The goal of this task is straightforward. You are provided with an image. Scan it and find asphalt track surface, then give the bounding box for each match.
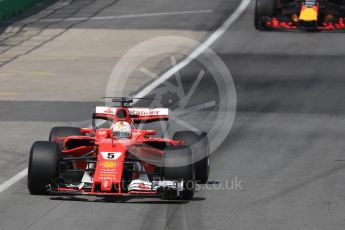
[1,0,345,229]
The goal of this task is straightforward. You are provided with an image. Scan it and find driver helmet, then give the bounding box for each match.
[112,121,132,139]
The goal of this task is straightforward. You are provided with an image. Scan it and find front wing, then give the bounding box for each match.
[258,17,345,31]
[46,180,185,198]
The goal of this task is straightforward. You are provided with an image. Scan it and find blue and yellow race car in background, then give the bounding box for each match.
[255,0,345,31]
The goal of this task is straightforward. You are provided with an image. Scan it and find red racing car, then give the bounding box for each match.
[255,0,345,31]
[27,98,210,200]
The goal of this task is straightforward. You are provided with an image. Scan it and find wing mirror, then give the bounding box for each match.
[142,130,156,136]
[80,128,94,134]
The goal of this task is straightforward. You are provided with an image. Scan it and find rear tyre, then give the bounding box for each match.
[173,131,210,184]
[28,141,60,195]
[163,146,195,200]
[49,127,83,142]
[255,0,276,30]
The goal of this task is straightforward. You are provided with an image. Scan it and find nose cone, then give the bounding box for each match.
[299,6,318,22]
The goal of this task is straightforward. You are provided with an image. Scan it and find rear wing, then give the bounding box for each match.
[94,106,169,121]
[129,108,169,121]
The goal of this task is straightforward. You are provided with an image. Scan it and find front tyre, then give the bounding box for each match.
[163,146,195,200]
[173,131,210,184]
[27,141,60,195]
[255,0,276,30]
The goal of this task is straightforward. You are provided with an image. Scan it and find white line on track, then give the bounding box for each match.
[135,0,251,99]
[0,0,250,193]
[0,168,27,193]
[38,10,213,23]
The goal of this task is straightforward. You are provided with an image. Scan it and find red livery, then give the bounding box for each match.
[27,98,210,200]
